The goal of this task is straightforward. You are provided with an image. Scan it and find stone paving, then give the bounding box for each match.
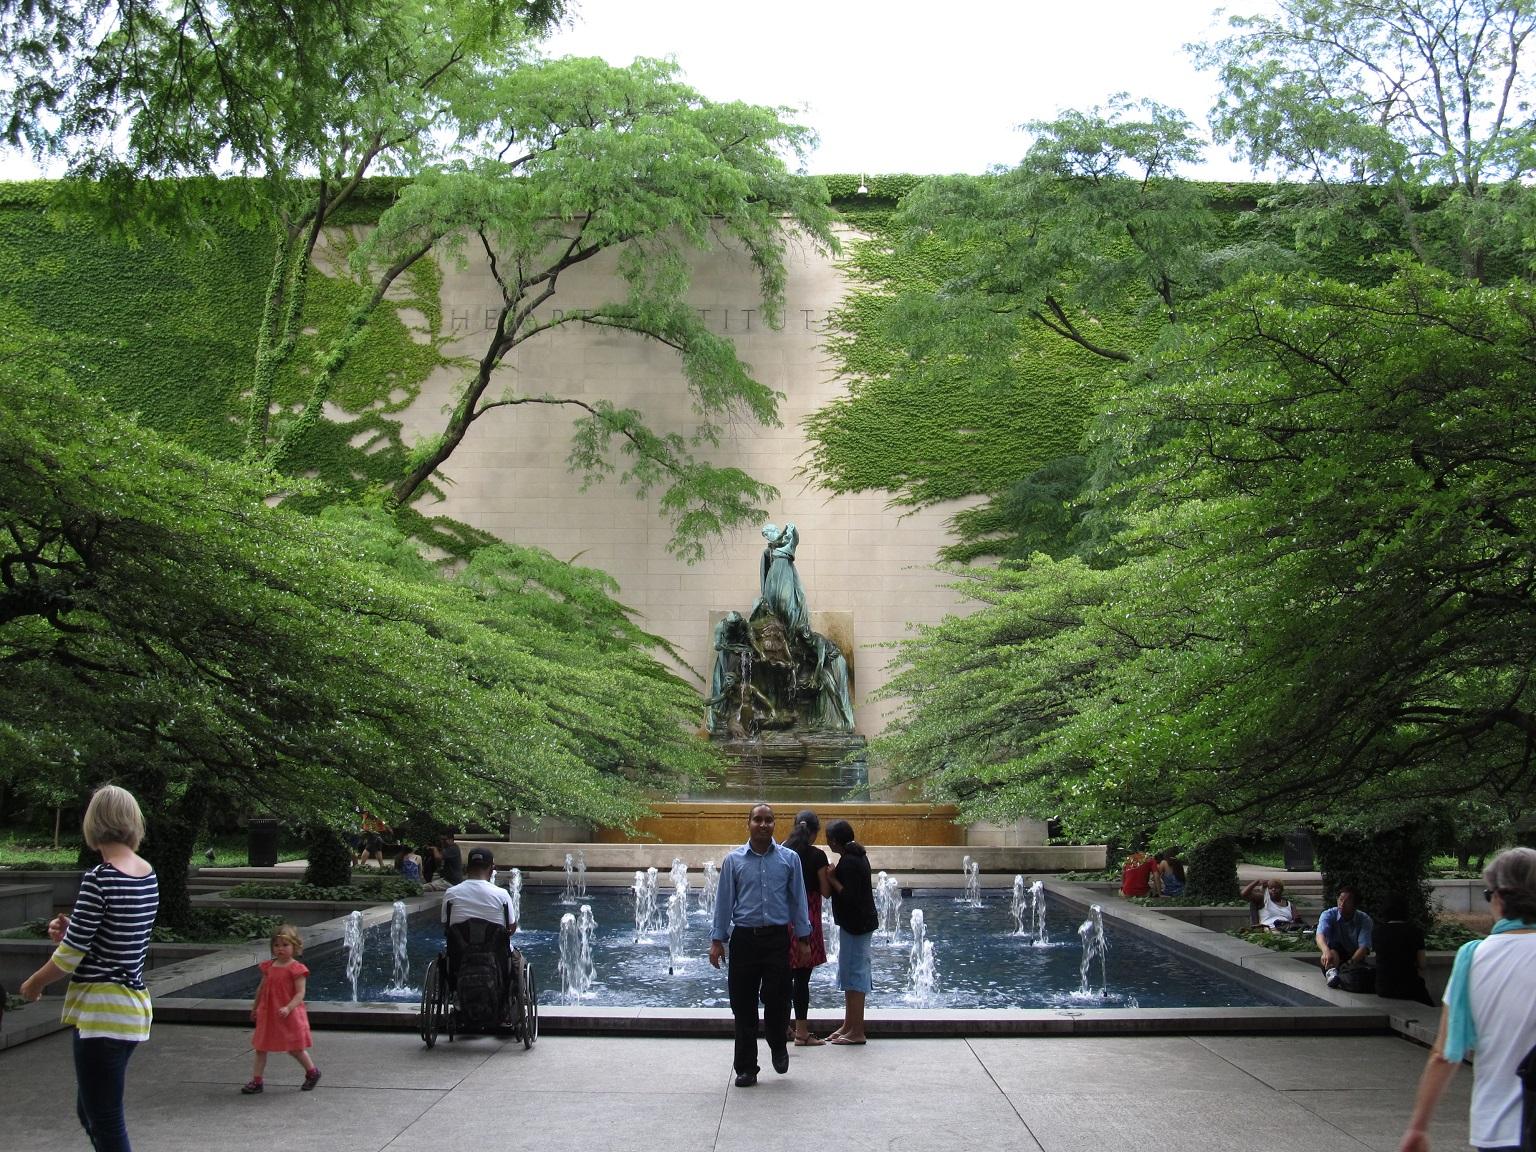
[0,1023,1479,1152]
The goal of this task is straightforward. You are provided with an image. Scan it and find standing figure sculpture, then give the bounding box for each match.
[755,522,810,640]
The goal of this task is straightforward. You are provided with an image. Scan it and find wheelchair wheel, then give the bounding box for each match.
[420,956,446,1049]
[521,961,537,1049]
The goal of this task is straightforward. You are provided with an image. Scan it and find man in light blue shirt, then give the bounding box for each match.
[1316,885,1373,985]
[709,803,811,1086]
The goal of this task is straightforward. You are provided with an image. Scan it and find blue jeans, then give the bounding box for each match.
[73,1031,138,1152]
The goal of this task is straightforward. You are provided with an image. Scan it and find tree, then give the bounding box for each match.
[1196,0,1536,281]
[0,317,718,923]
[805,100,1240,560]
[875,269,1536,846]
[2,1,836,560]
[272,56,836,560]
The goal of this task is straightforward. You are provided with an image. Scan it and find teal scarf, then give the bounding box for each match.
[1443,918,1536,1063]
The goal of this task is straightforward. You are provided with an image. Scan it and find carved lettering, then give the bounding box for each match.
[801,309,815,330]
[451,308,470,332]
[485,308,500,331]
[696,308,712,326]
[741,308,754,331]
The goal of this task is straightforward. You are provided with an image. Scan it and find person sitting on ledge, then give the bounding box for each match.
[1242,877,1299,929]
[1120,851,1159,898]
[1154,850,1186,897]
[1316,885,1373,987]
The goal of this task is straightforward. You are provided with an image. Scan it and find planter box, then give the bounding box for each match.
[192,893,399,927]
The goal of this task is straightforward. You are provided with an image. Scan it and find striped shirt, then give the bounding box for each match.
[51,863,158,1042]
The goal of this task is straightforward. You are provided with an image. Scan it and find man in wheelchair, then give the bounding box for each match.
[441,847,524,1029]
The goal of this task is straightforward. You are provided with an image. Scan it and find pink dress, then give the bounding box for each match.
[251,959,312,1052]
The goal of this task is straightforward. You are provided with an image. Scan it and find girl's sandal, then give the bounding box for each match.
[240,1079,263,1094]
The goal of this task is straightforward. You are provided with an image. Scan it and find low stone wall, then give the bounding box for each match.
[0,885,52,930]
[190,892,399,927]
[0,871,82,910]
[0,939,218,996]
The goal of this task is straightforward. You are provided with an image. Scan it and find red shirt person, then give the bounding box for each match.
[1120,851,1159,897]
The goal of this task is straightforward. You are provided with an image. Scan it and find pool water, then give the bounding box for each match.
[211,888,1296,1010]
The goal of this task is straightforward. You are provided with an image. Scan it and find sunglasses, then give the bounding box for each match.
[1483,888,1499,902]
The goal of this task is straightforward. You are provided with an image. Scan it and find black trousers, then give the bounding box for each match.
[727,925,790,1074]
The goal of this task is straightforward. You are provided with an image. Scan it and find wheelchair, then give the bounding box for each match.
[419,904,537,1050]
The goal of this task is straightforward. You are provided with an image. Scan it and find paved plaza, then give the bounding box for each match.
[0,1023,1478,1152]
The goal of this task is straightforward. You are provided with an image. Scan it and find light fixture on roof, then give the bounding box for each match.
[856,175,869,195]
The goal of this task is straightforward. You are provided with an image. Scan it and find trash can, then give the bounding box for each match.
[247,818,279,868]
[1283,829,1315,872]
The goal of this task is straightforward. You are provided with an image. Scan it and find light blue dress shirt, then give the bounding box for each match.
[711,839,812,942]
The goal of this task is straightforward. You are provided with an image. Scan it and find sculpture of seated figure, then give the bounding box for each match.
[810,632,854,731]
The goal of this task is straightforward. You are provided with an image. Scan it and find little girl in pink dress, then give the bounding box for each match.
[243,924,320,1093]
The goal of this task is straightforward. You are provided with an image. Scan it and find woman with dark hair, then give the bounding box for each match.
[824,819,877,1045]
[782,810,831,1045]
[1155,849,1186,897]
[1399,846,1536,1152]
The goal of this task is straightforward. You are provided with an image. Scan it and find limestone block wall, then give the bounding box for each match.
[396,225,976,777]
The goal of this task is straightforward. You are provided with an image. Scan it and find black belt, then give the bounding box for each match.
[734,924,788,936]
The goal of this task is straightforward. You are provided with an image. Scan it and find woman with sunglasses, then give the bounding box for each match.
[1398,846,1536,1152]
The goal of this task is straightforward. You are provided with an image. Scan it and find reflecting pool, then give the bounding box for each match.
[198,887,1297,1010]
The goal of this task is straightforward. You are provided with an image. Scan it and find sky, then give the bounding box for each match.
[540,0,1263,179]
[0,0,1265,181]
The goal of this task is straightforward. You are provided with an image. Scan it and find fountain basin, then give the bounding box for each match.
[169,886,1316,1012]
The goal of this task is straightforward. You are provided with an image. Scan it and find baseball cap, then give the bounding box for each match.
[466,847,495,868]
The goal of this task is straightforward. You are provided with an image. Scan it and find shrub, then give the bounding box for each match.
[1183,837,1241,901]
[303,827,354,888]
[1315,826,1434,927]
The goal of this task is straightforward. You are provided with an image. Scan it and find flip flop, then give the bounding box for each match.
[828,1036,866,1045]
[793,1036,825,1046]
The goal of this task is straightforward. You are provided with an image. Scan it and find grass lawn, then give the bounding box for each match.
[0,827,307,869]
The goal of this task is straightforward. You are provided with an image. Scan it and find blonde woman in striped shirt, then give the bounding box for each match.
[21,785,158,1152]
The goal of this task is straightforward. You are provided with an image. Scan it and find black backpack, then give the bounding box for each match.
[455,949,502,1030]
[1517,1042,1536,1152]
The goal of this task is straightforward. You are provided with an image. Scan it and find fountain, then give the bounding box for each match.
[703,521,867,799]
[384,901,411,994]
[667,888,688,973]
[822,895,838,963]
[342,910,364,1002]
[632,868,661,939]
[508,868,523,925]
[875,872,903,944]
[907,908,937,1006]
[1077,904,1109,998]
[1029,879,1048,946]
[669,857,688,906]
[1010,875,1028,936]
[962,860,981,907]
[575,851,587,899]
[558,904,598,1002]
[700,860,719,919]
[562,853,578,904]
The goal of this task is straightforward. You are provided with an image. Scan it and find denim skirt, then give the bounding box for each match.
[837,928,873,992]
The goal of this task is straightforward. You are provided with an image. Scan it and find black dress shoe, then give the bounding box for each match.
[734,1072,757,1087]
[772,1049,789,1074]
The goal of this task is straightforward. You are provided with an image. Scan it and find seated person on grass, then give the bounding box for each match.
[1242,877,1299,929]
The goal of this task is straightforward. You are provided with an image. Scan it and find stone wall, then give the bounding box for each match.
[393,225,979,781]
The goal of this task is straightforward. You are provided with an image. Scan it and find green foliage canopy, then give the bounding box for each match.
[875,269,1536,845]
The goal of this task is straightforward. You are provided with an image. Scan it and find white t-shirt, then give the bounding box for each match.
[1466,931,1536,1148]
[1260,891,1296,927]
[441,878,515,930]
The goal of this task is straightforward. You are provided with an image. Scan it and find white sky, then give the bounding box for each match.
[542,0,1262,179]
[0,0,1265,181]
